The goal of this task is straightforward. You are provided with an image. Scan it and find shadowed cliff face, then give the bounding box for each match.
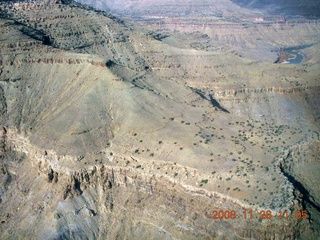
[230,0,320,18]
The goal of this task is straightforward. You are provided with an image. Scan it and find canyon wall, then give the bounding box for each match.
[0,1,319,239]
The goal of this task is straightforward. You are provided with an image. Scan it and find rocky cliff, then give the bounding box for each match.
[0,127,313,239]
[0,0,319,239]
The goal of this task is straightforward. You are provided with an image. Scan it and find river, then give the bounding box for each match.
[282,44,313,64]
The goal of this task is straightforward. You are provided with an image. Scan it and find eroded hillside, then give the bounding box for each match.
[0,0,319,239]
[76,0,320,63]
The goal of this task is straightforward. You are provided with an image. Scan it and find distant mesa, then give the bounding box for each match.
[230,0,320,18]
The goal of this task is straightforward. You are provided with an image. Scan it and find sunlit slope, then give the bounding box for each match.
[0,26,196,155]
[0,1,320,239]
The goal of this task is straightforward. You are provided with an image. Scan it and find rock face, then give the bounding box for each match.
[0,132,304,240]
[0,0,319,239]
[280,140,320,234]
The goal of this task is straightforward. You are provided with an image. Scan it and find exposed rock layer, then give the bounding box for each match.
[0,1,319,239]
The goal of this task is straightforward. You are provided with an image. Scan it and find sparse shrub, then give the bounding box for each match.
[201,179,208,184]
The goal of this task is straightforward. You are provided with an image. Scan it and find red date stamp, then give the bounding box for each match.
[212,209,308,220]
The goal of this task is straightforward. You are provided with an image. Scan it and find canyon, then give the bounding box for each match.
[0,0,319,239]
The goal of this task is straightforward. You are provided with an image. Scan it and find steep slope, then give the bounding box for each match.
[0,0,319,239]
[0,0,190,155]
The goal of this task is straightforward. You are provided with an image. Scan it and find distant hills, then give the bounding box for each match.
[230,0,320,18]
[76,0,320,18]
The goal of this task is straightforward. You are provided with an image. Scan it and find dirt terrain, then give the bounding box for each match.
[0,0,319,239]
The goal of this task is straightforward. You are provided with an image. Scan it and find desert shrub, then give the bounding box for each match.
[201,179,208,184]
